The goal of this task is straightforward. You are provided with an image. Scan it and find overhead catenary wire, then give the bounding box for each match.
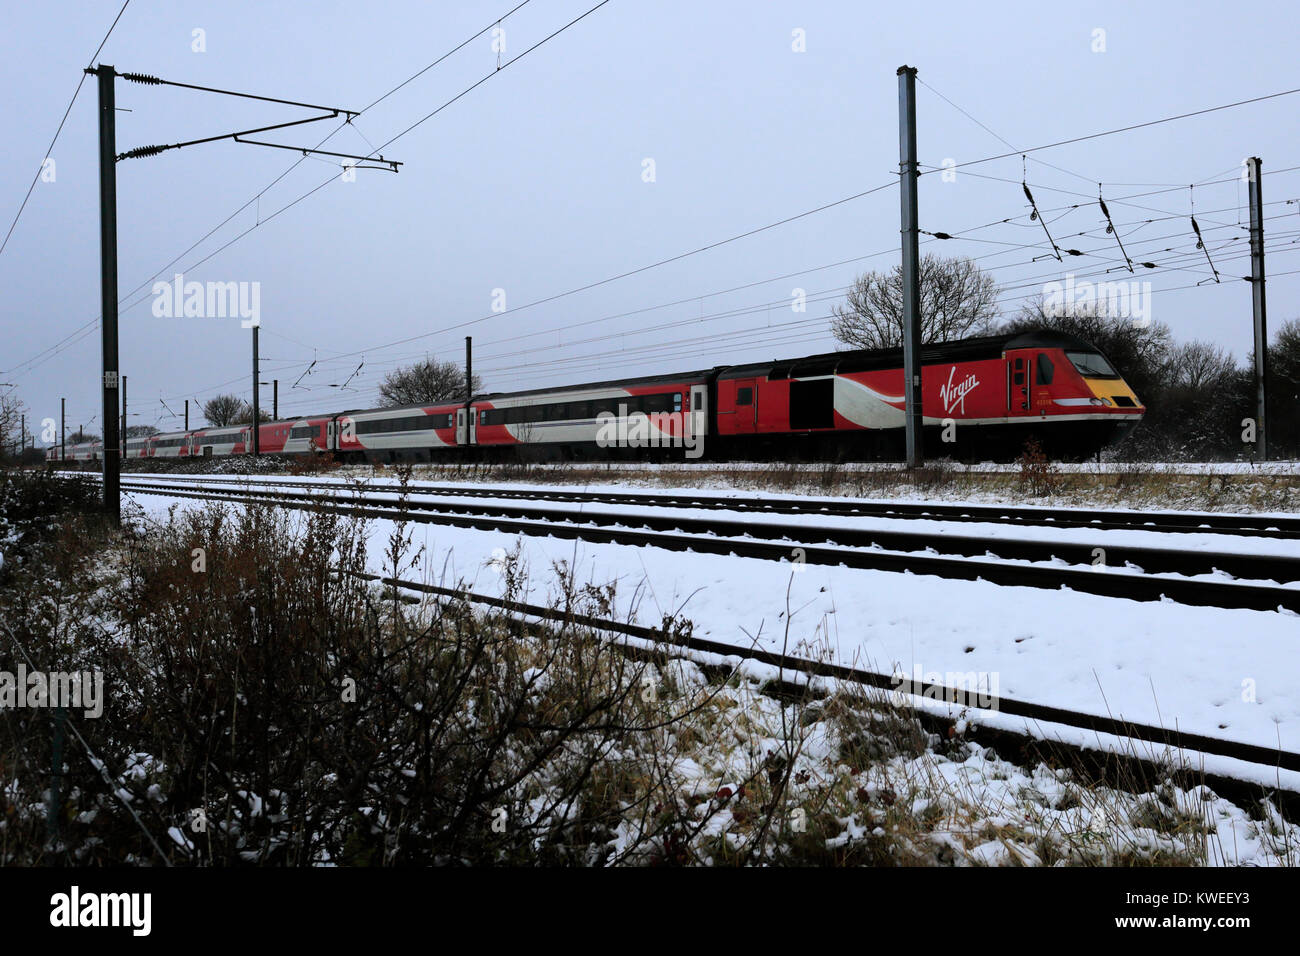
[168,209,1300,412]
[917,75,1110,190]
[233,246,1300,409]
[30,86,1299,399]
[0,0,131,258]
[288,180,898,366]
[923,86,1300,174]
[102,0,625,350]
[110,0,533,309]
[1,1,538,382]
[361,173,1300,376]
[8,2,620,435]
[920,162,1300,224]
[30,45,1300,420]
[157,206,1300,417]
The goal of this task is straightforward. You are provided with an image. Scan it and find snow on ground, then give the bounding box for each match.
[122,478,1300,793]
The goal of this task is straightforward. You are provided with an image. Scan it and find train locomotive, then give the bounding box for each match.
[47,329,1144,466]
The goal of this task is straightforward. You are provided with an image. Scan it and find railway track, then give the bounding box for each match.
[353,570,1300,805]
[115,474,1300,614]
[117,471,1300,536]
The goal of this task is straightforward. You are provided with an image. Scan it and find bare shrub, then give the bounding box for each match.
[1016,438,1061,497]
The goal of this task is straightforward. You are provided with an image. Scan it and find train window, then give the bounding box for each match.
[476,392,685,427]
[693,391,702,411]
[355,414,445,435]
[736,387,753,406]
[1066,351,1120,379]
[1013,370,1024,386]
[1036,353,1054,385]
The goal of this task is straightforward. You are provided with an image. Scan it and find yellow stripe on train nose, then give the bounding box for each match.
[1083,377,1140,406]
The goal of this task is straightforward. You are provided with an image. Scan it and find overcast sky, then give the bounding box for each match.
[3,0,1298,439]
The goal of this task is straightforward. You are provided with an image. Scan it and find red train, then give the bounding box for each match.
[47,330,1144,466]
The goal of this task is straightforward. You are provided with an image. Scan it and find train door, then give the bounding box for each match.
[469,406,478,444]
[688,385,708,445]
[1031,352,1054,413]
[456,408,467,445]
[732,378,757,433]
[1008,354,1032,415]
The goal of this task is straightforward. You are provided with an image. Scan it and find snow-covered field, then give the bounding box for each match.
[122,474,1300,794]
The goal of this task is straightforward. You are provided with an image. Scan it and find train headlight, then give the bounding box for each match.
[1089,397,1110,406]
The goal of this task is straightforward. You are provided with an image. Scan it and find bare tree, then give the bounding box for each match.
[0,392,26,453]
[1272,318,1300,388]
[379,358,483,407]
[233,405,270,425]
[124,424,160,438]
[203,394,246,427]
[831,254,998,350]
[1266,318,1300,456]
[1167,341,1238,391]
[67,429,100,444]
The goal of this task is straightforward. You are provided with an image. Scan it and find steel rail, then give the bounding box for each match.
[115,471,1300,537]
[351,570,1300,778]
[117,478,1300,613]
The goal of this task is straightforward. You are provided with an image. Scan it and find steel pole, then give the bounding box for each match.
[1247,156,1269,460]
[93,65,120,524]
[897,65,924,468]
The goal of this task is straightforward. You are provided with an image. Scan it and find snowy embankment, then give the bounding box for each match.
[123,476,1300,795]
